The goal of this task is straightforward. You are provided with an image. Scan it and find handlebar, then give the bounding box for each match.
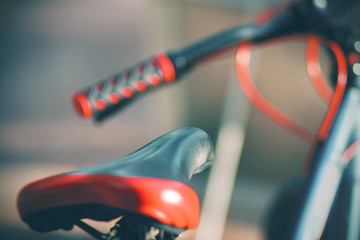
[73,6,299,122]
[72,0,360,122]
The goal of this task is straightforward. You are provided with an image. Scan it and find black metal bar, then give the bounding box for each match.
[166,6,303,79]
[178,10,299,62]
[73,219,107,240]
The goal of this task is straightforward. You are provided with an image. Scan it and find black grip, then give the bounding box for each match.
[73,53,176,121]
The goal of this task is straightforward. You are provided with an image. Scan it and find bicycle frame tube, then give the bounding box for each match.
[346,145,360,240]
[290,83,360,240]
[321,146,360,240]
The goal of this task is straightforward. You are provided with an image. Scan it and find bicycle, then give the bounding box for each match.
[17,0,360,239]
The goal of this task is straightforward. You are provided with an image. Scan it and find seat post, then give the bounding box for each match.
[73,219,110,240]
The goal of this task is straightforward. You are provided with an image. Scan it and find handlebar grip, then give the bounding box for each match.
[72,53,176,121]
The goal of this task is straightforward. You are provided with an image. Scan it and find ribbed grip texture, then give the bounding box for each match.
[73,53,176,121]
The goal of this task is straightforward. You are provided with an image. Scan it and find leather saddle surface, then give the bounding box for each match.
[17,128,214,232]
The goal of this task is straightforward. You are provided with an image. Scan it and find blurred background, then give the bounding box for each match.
[0,0,330,239]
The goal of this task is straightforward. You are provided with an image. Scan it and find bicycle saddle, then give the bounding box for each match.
[17,127,214,234]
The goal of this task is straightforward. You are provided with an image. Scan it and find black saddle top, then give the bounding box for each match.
[17,128,214,233]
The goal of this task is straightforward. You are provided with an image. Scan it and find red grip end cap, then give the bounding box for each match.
[72,92,93,118]
[154,54,176,82]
